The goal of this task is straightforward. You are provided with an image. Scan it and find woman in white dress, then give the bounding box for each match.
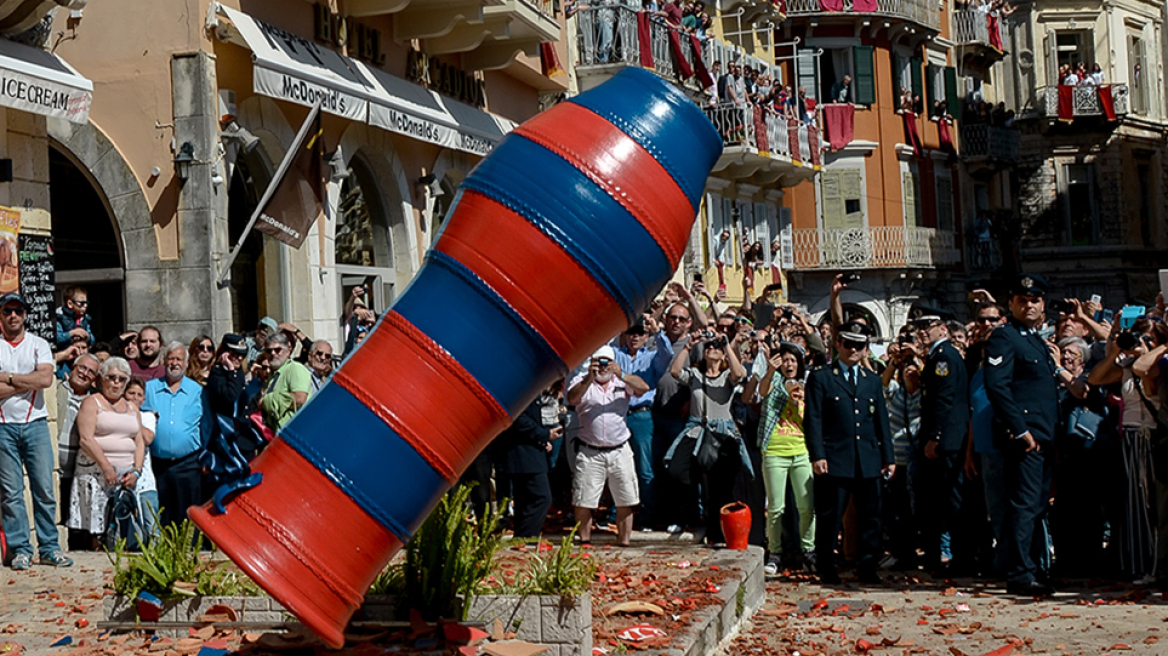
[66,357,145,548]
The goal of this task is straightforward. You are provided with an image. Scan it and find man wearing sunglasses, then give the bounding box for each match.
[259,332,312,431]
[804,319,895,585]
[0,292,69,569]
[983,273,1059,597]
[910,303,970,576]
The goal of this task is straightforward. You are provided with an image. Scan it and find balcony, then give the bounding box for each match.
[722,0,788,24]
[702,103,822,185]
[785,0,940,31]
[960,124,1019,163]
[572,6,707,93]
[951,9,1005,65]
[384,0,559,70]
[1036,84,1129,121]
[790,226,960,269]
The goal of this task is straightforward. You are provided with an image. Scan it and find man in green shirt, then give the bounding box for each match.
[259,332,312,430]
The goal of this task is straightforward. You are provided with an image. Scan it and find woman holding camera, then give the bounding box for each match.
[1088,316,1167,584]
[666,330,754,544]
[755,342,813,575]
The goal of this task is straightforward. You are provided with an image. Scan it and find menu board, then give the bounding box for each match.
[18,234,54,343]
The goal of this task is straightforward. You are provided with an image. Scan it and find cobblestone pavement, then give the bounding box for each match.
[719,569,1168,656]
[0,552,107,655]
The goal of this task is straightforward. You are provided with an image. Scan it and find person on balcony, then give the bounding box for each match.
[1089,63,1104,85]
[654,0,683,28]
[830,75,852,104]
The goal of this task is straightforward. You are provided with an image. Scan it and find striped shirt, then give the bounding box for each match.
[885,380,920,466]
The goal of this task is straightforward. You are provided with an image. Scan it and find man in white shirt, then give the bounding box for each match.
[566,344,649,546]
[0,293,69,570]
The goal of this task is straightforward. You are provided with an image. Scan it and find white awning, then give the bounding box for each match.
[0,36,91,124]
[212,3,513,156]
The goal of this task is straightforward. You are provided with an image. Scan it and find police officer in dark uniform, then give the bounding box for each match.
[983,274,1059,596]
[910,303,971,574]
[805,320,895,584]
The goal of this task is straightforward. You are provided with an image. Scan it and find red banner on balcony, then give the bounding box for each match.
[669,30,694,79]
[823,103,854,150]
[938,118,956,155]
[539,42,565,78]
[1098,85,1117,121]
[636,13,655,68]
[819,0,843,10]
[987,14,1003,51]
[691,34,715,89]
[808,127,821,165]
[754,106,768,152]
[788,119,802,162]
[1057,85,1074,122]
[853,0,877,11]
[903,111,922,157]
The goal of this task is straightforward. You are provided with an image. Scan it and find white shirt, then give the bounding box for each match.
[0,332,53,423]
[570,373,633,447]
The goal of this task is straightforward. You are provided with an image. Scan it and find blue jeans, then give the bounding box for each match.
[626,410,655,522]
[0,419,61,556]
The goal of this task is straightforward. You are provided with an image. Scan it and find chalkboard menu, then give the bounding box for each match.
[18,234,53,343]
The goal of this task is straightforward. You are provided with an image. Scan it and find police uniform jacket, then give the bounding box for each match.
[982,318,1059,445]
[919,340,970,453]
[803,361,895,479]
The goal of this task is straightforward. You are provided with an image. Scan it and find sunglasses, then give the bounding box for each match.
[71,300,89,307]
[196,344,214,352]
[105,375,129,384]
[665,314,690,321]
[840,339,866,350]
[1,307,24,316]
[264,346,287,354]
[977,316,1002,324]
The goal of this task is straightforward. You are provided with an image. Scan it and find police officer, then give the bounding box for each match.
[983,274,1059,596]
[805,320,895,584]
[910,304,971,574]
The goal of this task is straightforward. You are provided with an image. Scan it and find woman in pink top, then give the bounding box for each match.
[67,356,145,545]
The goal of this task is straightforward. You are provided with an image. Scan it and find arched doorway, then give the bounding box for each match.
[335,154,398,313]
[49,146,124,343]
[227,149,275,333]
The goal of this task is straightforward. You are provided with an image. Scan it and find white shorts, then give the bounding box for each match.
[571,440,640,509]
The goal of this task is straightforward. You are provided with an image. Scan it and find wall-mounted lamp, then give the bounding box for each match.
[174,142,195,182]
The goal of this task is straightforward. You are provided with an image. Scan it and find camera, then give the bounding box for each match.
[898,333,917,345]
[702,330,716,339]
[595,357,612,368]
[709,336,728,349]
[1048,298,1075,315]
[841,272,860,285]
[1116,331,1145,352]
[748,330,758,338]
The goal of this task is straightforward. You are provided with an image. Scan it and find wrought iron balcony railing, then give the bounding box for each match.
[1038,84,1129,119]
[790,226,960,269]
[701,103,822,165]
[573,6,706,90]
[960,124,1019,161]
[785,0,940,31]
[951,9,992,48]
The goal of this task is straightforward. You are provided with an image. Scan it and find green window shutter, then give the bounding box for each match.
[945,67,960,117]
[910,56,923,97]
[853,45,876,105]
[890,53,901,104]
[925,64,937,111]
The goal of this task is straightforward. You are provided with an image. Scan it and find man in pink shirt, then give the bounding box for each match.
[566,345,650,547]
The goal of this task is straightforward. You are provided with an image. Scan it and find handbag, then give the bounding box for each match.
[1066,405,1105,444]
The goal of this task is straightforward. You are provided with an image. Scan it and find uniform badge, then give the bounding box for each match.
[936,362,950,377]
[988,356,1003,366]
[1021,276,1034,289]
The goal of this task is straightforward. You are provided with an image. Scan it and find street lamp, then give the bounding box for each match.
[174,142,195,182]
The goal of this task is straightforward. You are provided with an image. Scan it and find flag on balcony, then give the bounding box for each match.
[774,0,788,18]
[902,111,922,157]
[823,103,854,150]
[668,30,694,80]
[937,117,956,156]
[788,118,802,163]
[807,126,822,165]
[987,14,1003,51]
[754,105,769,152]
[853,0,877,11]
[819,0,843,10]
[691,34,715,89]
[1057,86,1074,122]
[1098,85,1117,121]
[540,42,565,78]
[636,13,655,68]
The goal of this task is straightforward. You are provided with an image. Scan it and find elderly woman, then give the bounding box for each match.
[666,330,754,544]
[66,357,145,548]
[185,334,215,385]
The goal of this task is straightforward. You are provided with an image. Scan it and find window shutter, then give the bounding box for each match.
[945,66,960,117]
[910,56,923,97]
[797,49,819,101]
[925,64,937,111]
[902,171,916,226]
[842,169,864,228]
[1045,30,1058,86]
[706,193,722,263]
[853,45,876,104]
[753,202,771,264]
[936,176,954,232]
[890,53,901,104]
[821,170,845,230]
[779,207,794,270]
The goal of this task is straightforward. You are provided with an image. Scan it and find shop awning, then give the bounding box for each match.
[211,3,514,156]
[0,36,91,124]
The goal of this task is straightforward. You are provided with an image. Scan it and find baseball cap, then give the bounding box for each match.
[0,292,27,309]
[592,345,616,361]
[258,316,279,332]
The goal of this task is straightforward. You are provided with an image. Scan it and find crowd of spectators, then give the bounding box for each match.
[963,100,1016,127]
[1059,62,1106,86]
[0,283,369,567]
[710,60,817,127]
